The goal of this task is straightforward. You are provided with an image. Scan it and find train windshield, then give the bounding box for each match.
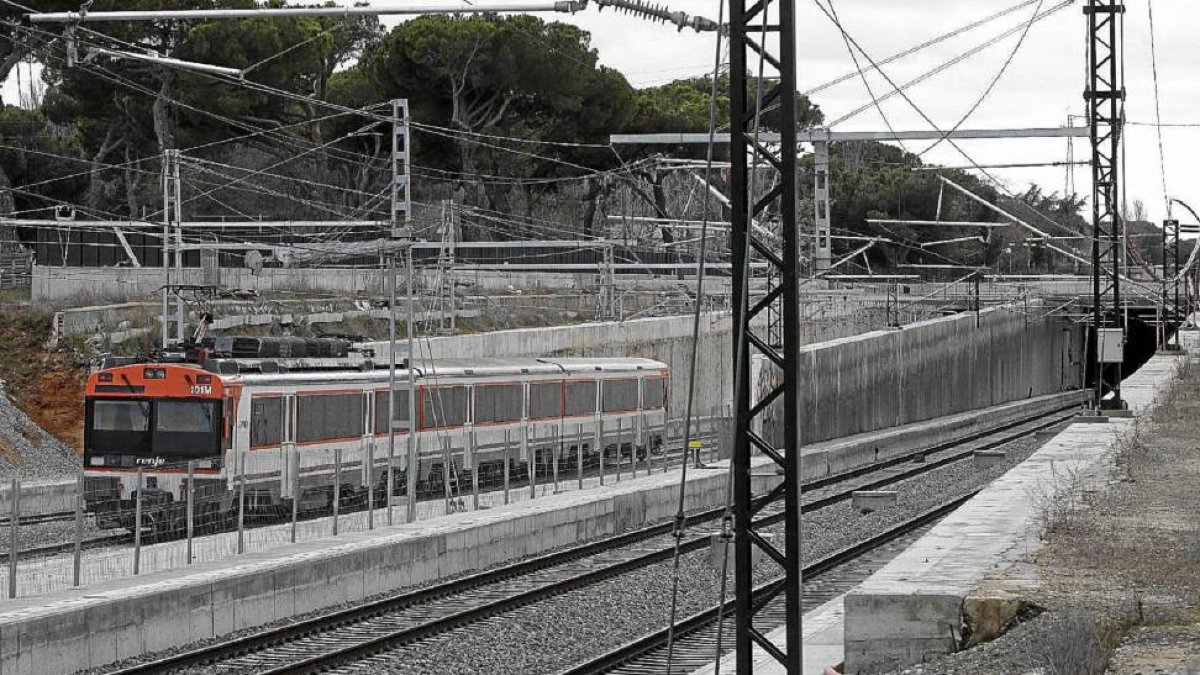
[93,400,150,432]
[156,401,215,434]
[86,398,220,461]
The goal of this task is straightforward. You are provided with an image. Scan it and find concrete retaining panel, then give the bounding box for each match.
[763,308,1084,449]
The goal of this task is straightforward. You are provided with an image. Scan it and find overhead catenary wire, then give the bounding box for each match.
[814,0,1093,248]
[1146,0,1170,217]
[826,0,1073,128]
[804,0,1044,97]
[915,0,1048,158]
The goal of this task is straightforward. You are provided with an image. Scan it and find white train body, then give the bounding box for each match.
[83,354,669,524]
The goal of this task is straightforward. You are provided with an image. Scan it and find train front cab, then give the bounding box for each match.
[83,364,231,531]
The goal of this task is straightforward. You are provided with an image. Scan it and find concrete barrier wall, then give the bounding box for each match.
[767,308,1084,447]
[0,481,74,518]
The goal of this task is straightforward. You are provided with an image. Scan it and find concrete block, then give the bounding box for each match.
[843,592,963,673]
[851,491,897,513]
[112,599,144,661]
[706,532,765,575]
[972,450,1006,469]
[271,567,296,620]
[749,470,784,494]
[28,610,89,675]
[84,604,118,667]
[8,623,32,675]
[144,590,192,653]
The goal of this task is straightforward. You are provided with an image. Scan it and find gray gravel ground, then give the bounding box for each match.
[85,432,1048,675]
[0,516,110,555]
[0,387,79,480]
[329,437,1048,675]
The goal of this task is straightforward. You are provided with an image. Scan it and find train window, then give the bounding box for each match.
[422,386,469,428]
[250,397,283,447]
[297,394,363,442]
[155,401,216,433]
[92,400,149,432]
[528,382,561,419]
[565,381,596,417]
[373,389,411,434]
[643,378,666,410]
[601,379,639,413]
[475,384,523,424]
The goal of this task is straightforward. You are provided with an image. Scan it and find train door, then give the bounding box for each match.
[636,377,645,451]
[281,394,298,499]
[462,385,475,473]
[360,391,373,488]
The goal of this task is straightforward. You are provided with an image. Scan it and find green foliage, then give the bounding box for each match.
[0,107,85,215]
[343,13,638,218]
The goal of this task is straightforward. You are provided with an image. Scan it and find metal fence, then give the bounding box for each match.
[0,408,731,600]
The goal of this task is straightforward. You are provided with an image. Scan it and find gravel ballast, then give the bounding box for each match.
[331,436,1050,674]
[0,386,80,481]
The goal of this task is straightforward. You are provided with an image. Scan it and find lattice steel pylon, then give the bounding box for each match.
[729,0,801,671]
[1085,0,1125,409]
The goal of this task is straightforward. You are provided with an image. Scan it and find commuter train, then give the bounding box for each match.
[83,337,669,533]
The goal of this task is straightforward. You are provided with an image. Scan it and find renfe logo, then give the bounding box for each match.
[135,457,166,467]
[190,384,213,395]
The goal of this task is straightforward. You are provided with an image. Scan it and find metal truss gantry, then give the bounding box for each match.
[1084,0,1125,408]
[729,0,801,671]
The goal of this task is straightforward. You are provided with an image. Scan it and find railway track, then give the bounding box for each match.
[0,533,129,565]
[559,494,974,675]
[0,510,76,527]
[103,406,1076,675]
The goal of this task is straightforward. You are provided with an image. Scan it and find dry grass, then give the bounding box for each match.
[1016,351,1200,673]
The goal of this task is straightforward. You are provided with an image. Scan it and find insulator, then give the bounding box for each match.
[594,0,719,32]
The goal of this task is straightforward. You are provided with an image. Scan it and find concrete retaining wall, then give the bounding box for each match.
[764,307,1084,447]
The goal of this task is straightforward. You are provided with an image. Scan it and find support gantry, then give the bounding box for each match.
[728,0,802,671]
[1084,0,1126,408]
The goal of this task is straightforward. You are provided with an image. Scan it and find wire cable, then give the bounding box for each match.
[1146,0,1169,217]
[663,0,725,667]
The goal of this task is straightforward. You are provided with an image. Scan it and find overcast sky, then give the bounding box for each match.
[567,0,1196,226]
[6,0,1195,225]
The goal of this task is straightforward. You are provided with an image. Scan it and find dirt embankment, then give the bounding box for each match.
[0,309,86,453]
